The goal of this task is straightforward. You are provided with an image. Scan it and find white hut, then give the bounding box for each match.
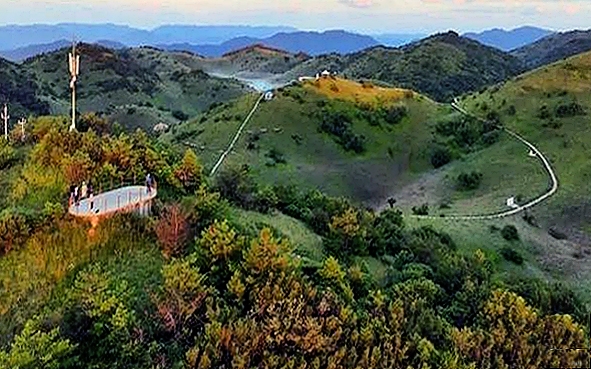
[153,123,169,133]
[321,70,331,78]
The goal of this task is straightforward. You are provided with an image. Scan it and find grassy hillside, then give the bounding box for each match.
[280,32,523,102]
[163,77,448,205]
[460,50,591,232]
[403,50,591,307]
[512,29,591,70]
[22,44,251,132]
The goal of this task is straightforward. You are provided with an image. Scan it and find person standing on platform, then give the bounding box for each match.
[146,174,152,194]
[74,186,80,206]
[81,181,87,199]
[88,184,94,212]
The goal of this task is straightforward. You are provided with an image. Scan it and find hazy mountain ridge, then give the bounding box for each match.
[0,23,296,50]
[464,26,553,51]
[160,30,380,57]
[0,39,127,62]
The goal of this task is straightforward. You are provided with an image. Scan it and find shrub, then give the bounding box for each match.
[0,209,30,255]
[172,110,189,121]
[555,101,585,118]
[538,105,551,119]
[506,105,516,116]
[0,140,16,169]
[430,146,451,168]
[265,148,286,166]
[174,149,203,192]
[486,110,500,125]
[155,204,190,259]
[500,247,524,265]
[384,105,408,125]
[319,109,365,153]
[456,171,483,191]
[412,203,429,216]
[501,225,519,241]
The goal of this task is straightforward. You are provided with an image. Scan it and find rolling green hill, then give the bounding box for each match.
[280,32,524,102]
[23,44,251,132]
[183,44,310,77]
[0,57,49,118]
[162,77,448,205]
[402,50,591,307]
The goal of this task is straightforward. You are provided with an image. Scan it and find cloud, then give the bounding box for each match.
[339,0,374,8]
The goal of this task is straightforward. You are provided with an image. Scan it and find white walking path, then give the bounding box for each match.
[410,101,559,220]
[209,93,265,177]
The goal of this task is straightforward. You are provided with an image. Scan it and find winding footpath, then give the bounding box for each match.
[209,93,265,177]
[410,100,559,220]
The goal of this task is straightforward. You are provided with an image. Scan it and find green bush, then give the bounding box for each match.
[319,109,365,153]
[384,105,408,125]
[501,225,519,241]
[430,146,451,168]
[555,101,585,118]
[538,105,551,119]
[500,247,524,265]
[172,109,189,121]
[412,203,429,216]
[456,171,483,191]
[0,208,31,254]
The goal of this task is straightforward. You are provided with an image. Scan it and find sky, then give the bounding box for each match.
[1,0,590,33]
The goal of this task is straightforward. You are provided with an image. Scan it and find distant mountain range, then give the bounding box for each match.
[0,23,297,50]
[0,39,126,62]
[371,33,426,47]
[160,30,380,57]
[464,26,553,51]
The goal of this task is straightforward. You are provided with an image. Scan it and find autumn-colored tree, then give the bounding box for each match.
[158,258,210,338]
[0,210,30,255]
[174,149,203,192]
[62,151,93,184]
[156,204,190,259]
[199,220,241,261]
[452,290,588,369]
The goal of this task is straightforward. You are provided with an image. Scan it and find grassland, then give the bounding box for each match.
[460,51,591,229]
[163,78,446,205]
[407,51,591,306]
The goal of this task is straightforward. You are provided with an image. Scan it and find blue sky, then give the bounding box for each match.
[2,0,590,33]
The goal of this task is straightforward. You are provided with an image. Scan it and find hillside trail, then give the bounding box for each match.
[209,92,265,177]
[406,99,558,220]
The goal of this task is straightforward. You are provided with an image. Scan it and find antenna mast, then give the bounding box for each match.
[1,104,9,140]
[68,42,80,132]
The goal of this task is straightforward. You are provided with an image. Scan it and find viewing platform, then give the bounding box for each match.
[69,185,157,221]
